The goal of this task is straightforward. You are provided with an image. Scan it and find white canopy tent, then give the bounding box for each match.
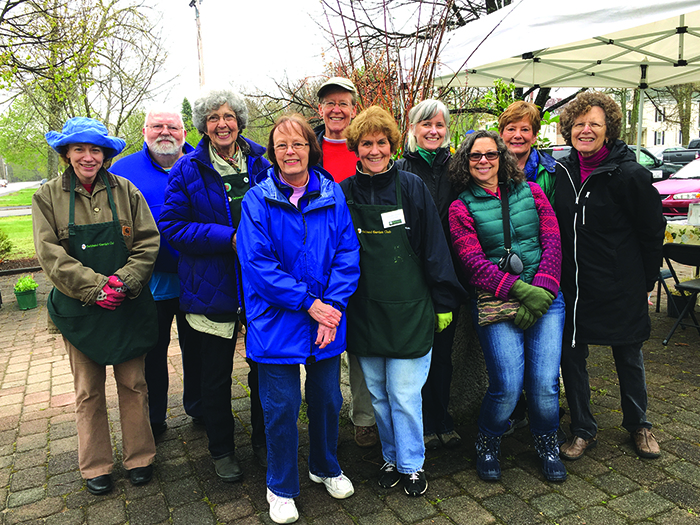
[433,0,700,149]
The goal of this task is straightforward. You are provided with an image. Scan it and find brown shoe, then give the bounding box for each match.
[354,425,378,448]
[632,428,660,459]
[560,435,597,460]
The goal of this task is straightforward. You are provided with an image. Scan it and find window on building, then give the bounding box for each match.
[655,108,665,122]
[654,131,665,145]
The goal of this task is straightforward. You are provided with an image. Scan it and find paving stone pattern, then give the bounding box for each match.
[0,272,699,524]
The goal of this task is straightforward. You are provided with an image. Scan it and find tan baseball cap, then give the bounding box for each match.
[317,77,357,100]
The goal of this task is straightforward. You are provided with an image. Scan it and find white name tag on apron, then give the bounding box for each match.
[381,209,406,228]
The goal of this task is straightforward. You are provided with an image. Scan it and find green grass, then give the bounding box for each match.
[0,215,35,259]
[0,188,37,207]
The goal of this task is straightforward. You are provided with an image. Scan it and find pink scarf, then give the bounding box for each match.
[579,144,610,183]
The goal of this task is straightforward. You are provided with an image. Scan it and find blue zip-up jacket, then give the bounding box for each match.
[111,141,195,274]
[238,165,361,365]
[159,136,271,315]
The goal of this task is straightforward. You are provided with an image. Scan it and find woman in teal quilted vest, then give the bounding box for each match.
[448,130,566,483]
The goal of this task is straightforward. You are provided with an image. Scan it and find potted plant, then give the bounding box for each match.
[14,275,38,310]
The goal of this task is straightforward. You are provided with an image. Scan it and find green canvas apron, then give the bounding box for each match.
[221,172,249,228]
[47,172,158,365]
[345,174,434,359]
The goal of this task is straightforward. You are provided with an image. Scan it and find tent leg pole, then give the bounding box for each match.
[636,88,645,160]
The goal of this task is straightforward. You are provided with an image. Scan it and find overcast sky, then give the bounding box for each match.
[152,0,330,106]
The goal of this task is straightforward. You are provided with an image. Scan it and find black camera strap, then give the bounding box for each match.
[500,182,512,252]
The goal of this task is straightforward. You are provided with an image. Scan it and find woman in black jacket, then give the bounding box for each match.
[554,91,665,461]
[396,99,461,451]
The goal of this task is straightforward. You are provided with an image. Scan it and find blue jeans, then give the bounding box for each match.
[258,355,343,498]
[472,292,565,437]
[357,351,432,474]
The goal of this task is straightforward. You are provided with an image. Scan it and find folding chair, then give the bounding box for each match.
[656,268,672,313]
[662,243,700,345]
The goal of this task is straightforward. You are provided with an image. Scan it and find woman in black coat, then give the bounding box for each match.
[554,91,665,461]
[396,99,462,452]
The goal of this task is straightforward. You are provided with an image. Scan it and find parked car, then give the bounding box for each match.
[662,138,700,167]
[541,144,680,180]
[647,146,684,162]
[652,158,700,216]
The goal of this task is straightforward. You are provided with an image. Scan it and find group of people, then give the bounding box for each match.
[31,77,664,524]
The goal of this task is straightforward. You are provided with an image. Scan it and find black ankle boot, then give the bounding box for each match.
[475,432,501,481]
[533,431,567,482]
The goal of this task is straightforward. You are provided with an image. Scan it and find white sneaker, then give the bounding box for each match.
[267,488,298,524]
[309,471,354,499]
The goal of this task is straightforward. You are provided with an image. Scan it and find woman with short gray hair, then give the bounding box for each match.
[192,90,249,136]
[160,89,271,482]
[396,99,462,452]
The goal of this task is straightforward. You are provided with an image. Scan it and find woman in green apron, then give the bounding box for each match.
[33,117,160,495]
[340,107,465,498]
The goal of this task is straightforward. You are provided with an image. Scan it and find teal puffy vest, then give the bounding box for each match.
[459,181,541,284]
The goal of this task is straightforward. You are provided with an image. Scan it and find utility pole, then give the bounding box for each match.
[189,0,205,88]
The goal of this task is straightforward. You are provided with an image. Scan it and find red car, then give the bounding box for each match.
[653,158,700,216]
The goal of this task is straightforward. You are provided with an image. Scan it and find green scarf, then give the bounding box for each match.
[417,146,437,167]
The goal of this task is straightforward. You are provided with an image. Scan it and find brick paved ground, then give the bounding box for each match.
[0,271,699,525]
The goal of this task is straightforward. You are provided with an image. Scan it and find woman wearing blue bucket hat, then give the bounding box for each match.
[32,117,161,495]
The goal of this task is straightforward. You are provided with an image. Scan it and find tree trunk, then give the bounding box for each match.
[677,84,692,146]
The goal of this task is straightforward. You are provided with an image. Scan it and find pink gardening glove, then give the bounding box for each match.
[95,276,127,310]
[107,275,128,293]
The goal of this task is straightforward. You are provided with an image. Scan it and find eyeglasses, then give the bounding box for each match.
[321,101,352,110]
[147,124,183,132]
[468,151,499,162]
[207,114,236,124]
[274,142,309,152]
[572,121,605,131]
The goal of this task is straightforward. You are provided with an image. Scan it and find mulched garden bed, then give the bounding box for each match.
[0,258,41,274]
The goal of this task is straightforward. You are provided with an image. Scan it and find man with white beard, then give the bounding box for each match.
[111,108,201,438]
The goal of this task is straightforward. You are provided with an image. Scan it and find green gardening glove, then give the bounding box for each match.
[514,305,537,330]
[435,312,453,333]
[510,280,553,318]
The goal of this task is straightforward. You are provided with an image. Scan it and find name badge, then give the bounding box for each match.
[381,209,406,229]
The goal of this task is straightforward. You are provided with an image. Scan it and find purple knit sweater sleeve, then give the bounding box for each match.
[528,182,561,295]
[449,199,519,300]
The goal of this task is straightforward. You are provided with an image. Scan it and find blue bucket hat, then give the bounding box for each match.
[45,117,126,159]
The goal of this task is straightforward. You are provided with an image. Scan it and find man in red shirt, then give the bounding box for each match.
[314,77,378,447]
[315,77,359,183]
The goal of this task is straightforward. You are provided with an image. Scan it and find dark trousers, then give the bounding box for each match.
[561,339,651,439]
[421,310,459,435]
[186,324,238,459]
[246,358,266,448]
[145,298,201,424]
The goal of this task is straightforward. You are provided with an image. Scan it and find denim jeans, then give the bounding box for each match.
[186,325,237,459]
[561,339,651,438]
[472,292,565,437]
[258,355,343,498]
[357,351,432,474]
[146,298,201,424]
[422,310,459,435]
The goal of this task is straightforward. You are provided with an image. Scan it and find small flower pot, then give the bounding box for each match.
[15,289,37,310]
